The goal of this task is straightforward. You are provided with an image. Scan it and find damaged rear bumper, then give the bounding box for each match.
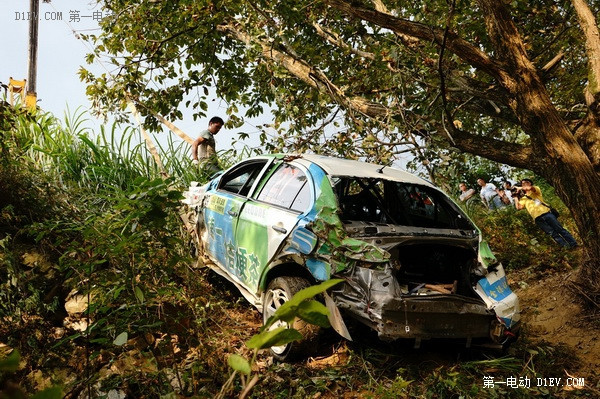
[331,265,518,343]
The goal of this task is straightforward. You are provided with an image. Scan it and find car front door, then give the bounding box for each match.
[234,161,313,292]
[202,160,269,272]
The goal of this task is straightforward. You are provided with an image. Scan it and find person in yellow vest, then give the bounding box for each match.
[513,178,578,248]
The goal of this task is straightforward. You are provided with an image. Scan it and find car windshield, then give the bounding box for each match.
[334,177,474,230]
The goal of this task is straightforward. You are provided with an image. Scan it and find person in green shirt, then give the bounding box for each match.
[191,116,224,175]
[513,178,577,248]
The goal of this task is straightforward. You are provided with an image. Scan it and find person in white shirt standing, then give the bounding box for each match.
[477,177,505,210]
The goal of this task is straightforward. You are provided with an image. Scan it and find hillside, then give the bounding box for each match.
[1,106,599,398]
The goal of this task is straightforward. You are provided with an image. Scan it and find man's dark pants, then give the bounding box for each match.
[534,212,577,248]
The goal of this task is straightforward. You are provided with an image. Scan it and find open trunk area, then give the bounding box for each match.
[391,242,479,297]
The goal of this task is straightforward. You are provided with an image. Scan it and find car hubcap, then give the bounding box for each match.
[264,287,290,354]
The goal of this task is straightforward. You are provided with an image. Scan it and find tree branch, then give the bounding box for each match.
[220,18,535,170]
[437,0,457,143]
[218,22,389,118]
[325,0,512,84]
[571,0,600,172]
[436,126,535,169]
[312,22,376,60]
[445,72,520,124]
[571,0,600,103]
[540,51,565,75]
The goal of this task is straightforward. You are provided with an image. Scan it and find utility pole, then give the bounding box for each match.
[26,0,40,109]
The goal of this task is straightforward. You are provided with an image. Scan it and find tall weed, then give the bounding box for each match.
[0,105,263,396]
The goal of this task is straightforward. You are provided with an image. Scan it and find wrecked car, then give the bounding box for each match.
[183,154,520,360]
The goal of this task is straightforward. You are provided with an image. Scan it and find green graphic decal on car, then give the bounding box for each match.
[235,201,272,289]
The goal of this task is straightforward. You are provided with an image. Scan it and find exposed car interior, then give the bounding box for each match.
[334,177,480,297]
[334,177,474,230]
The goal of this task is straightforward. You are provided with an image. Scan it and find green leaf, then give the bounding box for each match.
[287,279,343,305]
[263,279,343,330]
[246,326,303,350]
[167,190,183,200]
[267,302,297,325]
[134,286,145,303]
[113,331,128,346]
[296,300,330,327]
[269,279,342,324]
[0,350,20,372]
[228,354,251,375]
[113,286,125,300]
[31,387,63,399]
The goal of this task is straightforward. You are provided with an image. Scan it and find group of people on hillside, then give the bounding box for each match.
[459,178,577,249]
[459,178,515,210]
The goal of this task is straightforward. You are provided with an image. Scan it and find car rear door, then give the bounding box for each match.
[234,161,313,292]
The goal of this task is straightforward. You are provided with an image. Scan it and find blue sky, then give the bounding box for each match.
[0,0,268,154]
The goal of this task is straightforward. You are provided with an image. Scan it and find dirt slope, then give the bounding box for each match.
[511,269,600,379]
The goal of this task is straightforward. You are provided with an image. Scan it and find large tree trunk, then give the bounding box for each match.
[478,0,600,299]
[572,0,600,173]
[535,122,600,292]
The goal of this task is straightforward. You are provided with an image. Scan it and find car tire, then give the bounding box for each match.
[263,276,320,362]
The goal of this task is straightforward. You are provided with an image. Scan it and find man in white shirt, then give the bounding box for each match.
[458,182,475,202]
[477,178,505,210]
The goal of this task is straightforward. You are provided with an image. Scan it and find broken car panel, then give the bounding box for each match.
[183,154,520,357]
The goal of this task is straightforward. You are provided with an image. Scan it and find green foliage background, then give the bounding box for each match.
[0,103,589,397]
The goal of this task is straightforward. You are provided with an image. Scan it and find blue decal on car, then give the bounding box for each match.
[289,227,318,255]
[477,275,512,302]
[306,258,330,281]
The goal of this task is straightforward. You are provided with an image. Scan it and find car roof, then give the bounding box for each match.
[295,154,433,186]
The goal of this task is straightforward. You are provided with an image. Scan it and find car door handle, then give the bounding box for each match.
[227,210,238,217]
[271,225,287,234]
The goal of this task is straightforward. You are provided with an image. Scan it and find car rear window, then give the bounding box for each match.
[335,177,474,229]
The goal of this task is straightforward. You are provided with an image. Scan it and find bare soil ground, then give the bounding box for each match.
[510,267,600,382]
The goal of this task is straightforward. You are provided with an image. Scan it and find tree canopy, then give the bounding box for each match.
[83,0,600,287]
[82,1,597,165]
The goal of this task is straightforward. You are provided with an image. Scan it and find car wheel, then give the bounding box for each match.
[263,276,320,361]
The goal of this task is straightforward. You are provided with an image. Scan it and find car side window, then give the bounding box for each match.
[256,163,310,211]
[219,161,266,196]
